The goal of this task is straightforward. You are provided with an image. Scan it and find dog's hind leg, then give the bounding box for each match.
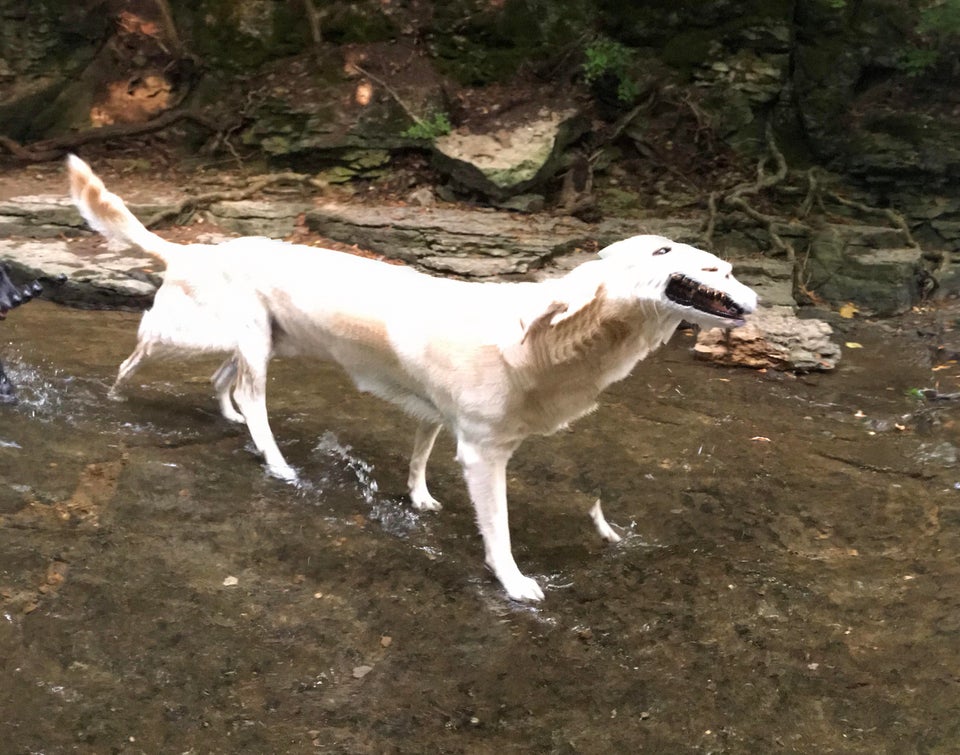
[231,353,297,483]
[408,420,442,511]
[211,356,245,423]
[108,343,150,400]
[457,438,544,602]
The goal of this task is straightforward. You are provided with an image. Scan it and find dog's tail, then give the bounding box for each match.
[67,154,178,264]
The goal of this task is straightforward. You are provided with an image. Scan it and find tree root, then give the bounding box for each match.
[0,109,225,163]
[701,120,924,301]
[145,172,327,228]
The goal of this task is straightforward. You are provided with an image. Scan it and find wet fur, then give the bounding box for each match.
[67,154,757,602]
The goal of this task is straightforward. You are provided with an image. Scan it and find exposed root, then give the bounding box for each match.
[825,190,919,250]
[701,121,924,301]
[145,172,328,228]
[0,109,226,163]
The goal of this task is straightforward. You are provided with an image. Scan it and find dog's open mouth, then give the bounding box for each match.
[666,273,745,320]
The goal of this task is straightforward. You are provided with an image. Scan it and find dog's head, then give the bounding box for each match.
[599,235,758,327]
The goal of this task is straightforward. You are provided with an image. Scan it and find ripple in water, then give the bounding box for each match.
[311,430,421,536]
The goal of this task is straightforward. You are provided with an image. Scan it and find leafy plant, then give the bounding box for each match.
[899,0,960,76]
[582,36,638,104]
[402,111,452,141]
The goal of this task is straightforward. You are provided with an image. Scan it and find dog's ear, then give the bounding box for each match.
[515,284,627,367]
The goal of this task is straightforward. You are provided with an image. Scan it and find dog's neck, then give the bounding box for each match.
[497,275,682,438]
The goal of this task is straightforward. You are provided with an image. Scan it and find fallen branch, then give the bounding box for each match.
[145,171,326,227]
[0,109,225,163]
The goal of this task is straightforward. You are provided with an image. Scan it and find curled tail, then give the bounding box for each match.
[67,154,178,264]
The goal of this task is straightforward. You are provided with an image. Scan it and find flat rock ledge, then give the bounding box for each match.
[304,201,708,277]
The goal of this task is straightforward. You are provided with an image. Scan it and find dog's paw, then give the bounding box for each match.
[500,572,545,602]
[410,490,442,512]
[221,407,246,424]
[267,463,299,484]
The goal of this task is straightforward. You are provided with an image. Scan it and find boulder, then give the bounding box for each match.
[694,308,841,372]
[431,110,590,200]
[804,224,925,315]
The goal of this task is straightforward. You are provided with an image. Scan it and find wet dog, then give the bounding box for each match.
[68,154,757,601]
[0,264,43,403]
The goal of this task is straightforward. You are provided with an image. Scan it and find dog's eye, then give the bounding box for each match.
[652,246,671,256]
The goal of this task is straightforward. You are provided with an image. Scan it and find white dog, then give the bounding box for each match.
[68,155,757,602]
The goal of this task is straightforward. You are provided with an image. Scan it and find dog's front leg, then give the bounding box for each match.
[408,420,442,511]
[232,356,297,483]
[457,439,544,602]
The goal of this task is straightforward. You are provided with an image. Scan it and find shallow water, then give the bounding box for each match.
[1,301,959,753]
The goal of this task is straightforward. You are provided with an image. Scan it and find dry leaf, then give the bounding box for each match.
[838,302,859,319]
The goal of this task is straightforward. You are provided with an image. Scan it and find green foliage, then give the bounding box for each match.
[900,0,960,76]
[825,0,960,77]
[582,37,639,104]
[899,46,941,76]
[402,111,452,141]
[917,0,960,35]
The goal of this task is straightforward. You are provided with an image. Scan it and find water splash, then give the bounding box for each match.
[313,430,379,504]
[310,431,423,536]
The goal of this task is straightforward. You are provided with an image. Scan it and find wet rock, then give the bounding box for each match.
[0,239,158,310]
[352,665,373,679]
[694,308,841,372]
[914,442,958,467]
